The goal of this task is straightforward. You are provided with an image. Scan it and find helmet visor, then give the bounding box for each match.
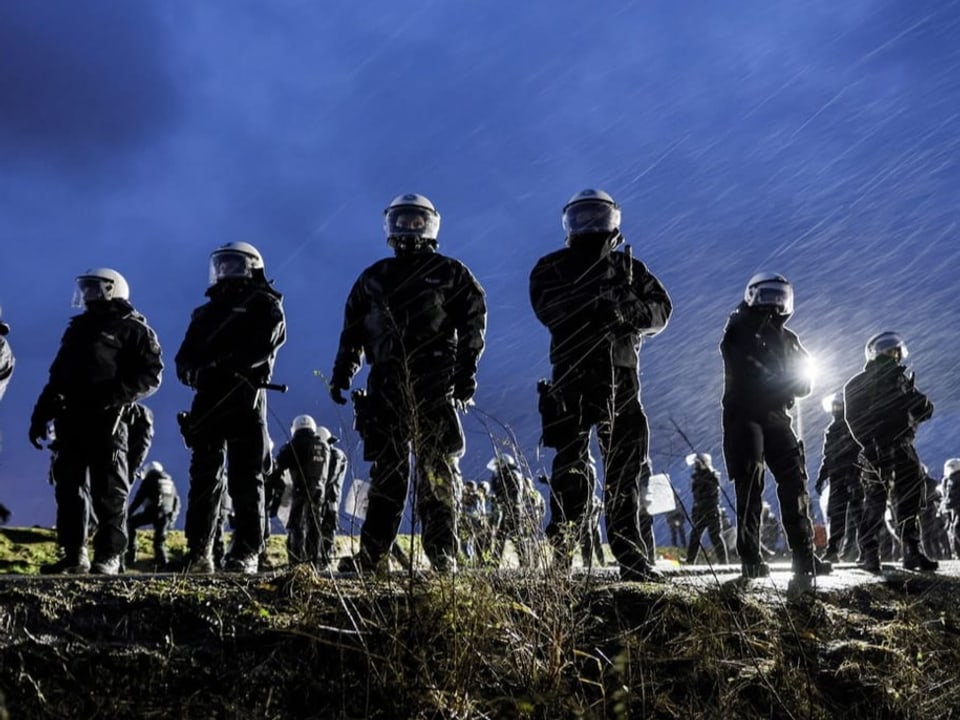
[384,207,440,241]
[73,276,116,307]
[209,250,254,284]
[562,200,621,235]
[750,283,794,315]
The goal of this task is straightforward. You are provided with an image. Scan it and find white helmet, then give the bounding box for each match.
[316,425,338,444]
[865,331,908,363]
[290,414,317,434]
[144,460,164,475]
[486,453,517,471]
[820,393,843,414]
[383,193,441,246]
[562,189,622,240]
[685,452,713,469]
[744,272,793,316]
[209,241,265,285]
[943,458,960,477]
[73,268,130,307]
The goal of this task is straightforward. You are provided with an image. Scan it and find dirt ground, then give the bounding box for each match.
[2,527,960,719]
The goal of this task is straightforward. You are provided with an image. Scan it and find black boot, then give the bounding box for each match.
[792,551,832,576]
[903,545,938,572]
[741,561,770,578]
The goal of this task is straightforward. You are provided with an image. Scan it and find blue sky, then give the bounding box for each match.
[2,1,959,535]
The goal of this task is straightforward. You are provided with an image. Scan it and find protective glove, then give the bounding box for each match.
[0,503,10,524]
[593,298,625,328]
[329,382,348,406]
[29,420,48,450]
[452,372,477,406]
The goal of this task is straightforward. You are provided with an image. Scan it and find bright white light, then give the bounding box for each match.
[820,393,837,413]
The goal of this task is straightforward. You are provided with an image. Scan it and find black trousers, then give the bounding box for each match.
[357,369,464,566]
[51,413,131,558]
[546,366,654,573]
[184,401,271,560]
[858,442,926,561]
[722,406,815,565]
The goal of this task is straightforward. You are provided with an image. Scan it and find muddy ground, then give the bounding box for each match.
[2,528,960,719]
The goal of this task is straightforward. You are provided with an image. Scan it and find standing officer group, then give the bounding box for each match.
[15,191,947,582]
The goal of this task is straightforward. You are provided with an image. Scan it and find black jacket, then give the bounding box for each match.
[0,334,13,403]
[176,280,286,392]
[815,413,861,488]
[690,466,721,512]
[272,430,330,495]
[32,299,163,425]
[331,250,486,389]
[130,469,181,518]
[720,303,810,413]
[529,237,671,370]
[843,356,933,448]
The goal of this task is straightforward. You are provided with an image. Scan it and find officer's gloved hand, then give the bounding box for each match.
[0,503,10,524]
[593,298,624,328]
[329,382,348,406]
[29,420,48,450]
[453,372,477,410]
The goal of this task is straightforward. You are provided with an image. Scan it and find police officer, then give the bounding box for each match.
[720,273,829,578]
[319,425,347,570]
[126,460,181,568]
[487,454,536,568]
[530,189,672,582]
[942,458,960,558]
[0,308,14,524]
[814,394,863,562]
[30,268,163,575]
[843,332,936,572]
[176,242,286,574]
[0,306,13,403]
[684,453,729,565]
[329,194,486,574]
[269,414,330,567]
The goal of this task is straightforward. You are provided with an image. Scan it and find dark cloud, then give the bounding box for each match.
[0,1,180,167]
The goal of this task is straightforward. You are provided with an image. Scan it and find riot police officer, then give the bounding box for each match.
[269,414,330,567]
[329,194,486,574]
[176,242,286,574]
[684,453,729,565]
[843,331,936,572]
[814,394,863,562]
[530,189,672,582]
[319,425,347,570]
[126,460,181,568]
[720,273,829,578]
[0,309,14,524]
[30,268,163,575]
[0,306,13,403]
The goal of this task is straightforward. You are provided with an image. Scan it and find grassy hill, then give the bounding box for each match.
[2,526,960,718]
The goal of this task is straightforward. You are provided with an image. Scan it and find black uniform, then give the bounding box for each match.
[127,467,181,565]
[331,250,486,571]
[0,321,13,523]
[269,428,330,565]
[530,233,671,580]
[489,462,536,568]
[321,443,347,567]
[843,355,934,569]
[0,319,13,403]
[720,302,818,574]
[944,470,960,557]
[30,298,162,563]
[685,464,729,564]
[176,278,286,565]
[814,407,863,560]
